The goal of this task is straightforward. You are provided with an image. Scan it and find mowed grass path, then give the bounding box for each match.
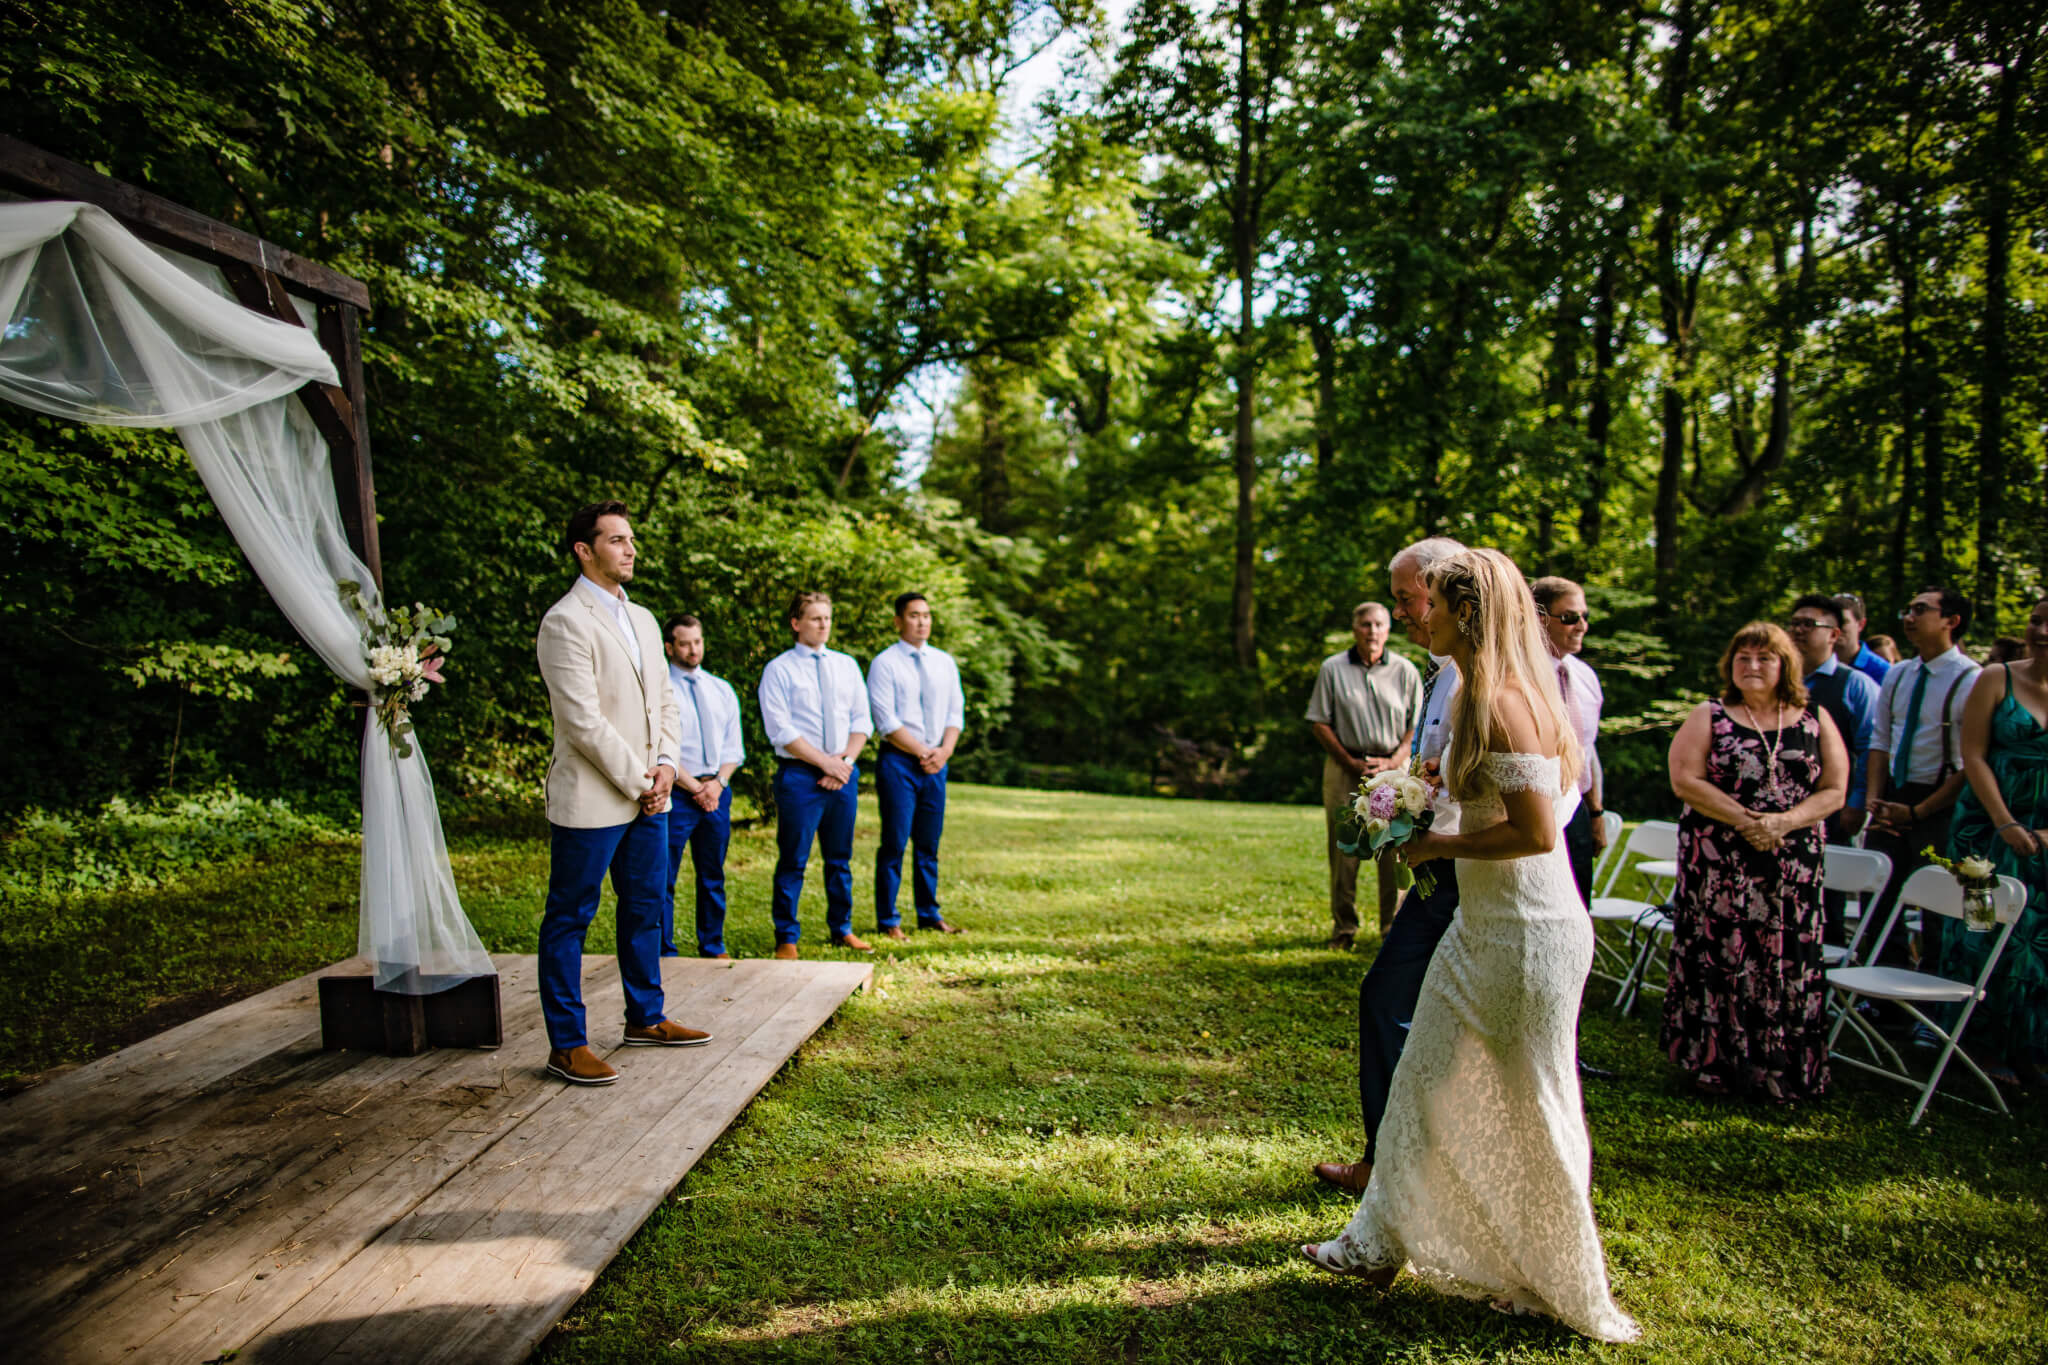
[5,784,2045,1361]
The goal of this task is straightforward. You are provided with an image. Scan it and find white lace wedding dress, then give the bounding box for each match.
[1308,751,1640,1342]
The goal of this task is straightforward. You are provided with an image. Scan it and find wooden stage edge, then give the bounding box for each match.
[0,953,872,1364]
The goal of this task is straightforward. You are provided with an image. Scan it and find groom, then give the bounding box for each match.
[1315,535,1465,1194]
[535,501,714,1087]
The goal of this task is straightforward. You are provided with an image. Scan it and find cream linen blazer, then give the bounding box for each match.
[536,582,683,828]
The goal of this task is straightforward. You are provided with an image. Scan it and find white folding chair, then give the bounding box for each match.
[1587,809,1626,891]
[1588,819,1680,1014]
[1819,845,1893,970]
[1825,866,2027,1126]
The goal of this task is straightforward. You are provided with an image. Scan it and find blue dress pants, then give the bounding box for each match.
[663,784,733,957]
[1357,860,1459,1160]
[771,762,858,944]
[539,810,669,1050]
[875,746,947,929]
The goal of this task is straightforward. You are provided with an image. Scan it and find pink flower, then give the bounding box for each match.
[1367,784,1398,820]
[420,654,446,684]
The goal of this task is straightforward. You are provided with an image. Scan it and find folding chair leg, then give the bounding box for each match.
[1897,1003,2010,1126]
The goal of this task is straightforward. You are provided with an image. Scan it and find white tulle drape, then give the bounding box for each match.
[0,201,492,993]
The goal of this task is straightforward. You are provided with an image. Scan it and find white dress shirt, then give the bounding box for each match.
[575,573,642,665]
[1556,653,1603,797]
[759,644,871,758]
[1872,645,1981,786]
[1416,656,1462,836]
[667,664,745,777]
[867,639,966,748]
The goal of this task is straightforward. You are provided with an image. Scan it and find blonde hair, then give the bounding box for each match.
[1426,548,1581,801]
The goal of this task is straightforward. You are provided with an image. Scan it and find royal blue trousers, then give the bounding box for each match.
[664,784,733,957]
[771,762,858,944]
[539,810,669,1050]
[875,746,947,928]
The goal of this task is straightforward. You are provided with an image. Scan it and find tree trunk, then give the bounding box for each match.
[1308,315,1337,470]
[1974,47,2028,635]
[1581,245,1620,555]
[1650,1,1696,610]
[1228,0,1259,674]
[972,363,1012,533]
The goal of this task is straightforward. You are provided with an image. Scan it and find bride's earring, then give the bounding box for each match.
[1456,610,1475,640]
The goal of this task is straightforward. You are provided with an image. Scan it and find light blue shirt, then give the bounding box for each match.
[1872,646,1980,788]
[667,664,745,777]
[867,639,966,747]
[1805,652,1878,810]
[759,644,870,758]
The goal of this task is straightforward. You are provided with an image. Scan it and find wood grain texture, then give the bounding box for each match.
[0,954,870,1363]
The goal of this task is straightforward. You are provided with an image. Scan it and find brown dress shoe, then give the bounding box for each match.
[773,943,801,960]
[622,1019,714,1046]
[921,918,964,934]
[831,932,876,953]
[546,1046,619,1086]
[1312,1160,1372,1194]
[883,926,910,941]
[704,952,732,961]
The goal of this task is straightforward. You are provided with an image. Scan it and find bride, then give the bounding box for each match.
[1301,548,1640,1343]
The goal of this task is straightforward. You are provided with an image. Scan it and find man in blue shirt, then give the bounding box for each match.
[1833,592,1893,687]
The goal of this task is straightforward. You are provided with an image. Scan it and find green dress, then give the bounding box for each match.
[1943,684,2048,1063]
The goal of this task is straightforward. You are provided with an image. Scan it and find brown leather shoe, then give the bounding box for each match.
[773,943,800,960]
[622,1019,714,1047]
[831,932,875,953]
[883,926,910,941]
[1313,1160,1372,1194]
[546,1046,619,1086]
[920,918,964,935]
[703,952,732,961]
[1326,932,1356,952]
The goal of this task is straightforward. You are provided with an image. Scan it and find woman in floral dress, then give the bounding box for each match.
[1940,596,2048,1084]
[1663,623,1848,1101]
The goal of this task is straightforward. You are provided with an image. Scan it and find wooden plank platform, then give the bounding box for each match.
[0,953,871,1363]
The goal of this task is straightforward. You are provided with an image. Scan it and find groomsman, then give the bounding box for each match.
[1315,535,1464,1194]
[535,501,712,1087]
[759,591,872,958]
[868,591,967,938]
[662,613,744,959]
[1531,576,1607,907]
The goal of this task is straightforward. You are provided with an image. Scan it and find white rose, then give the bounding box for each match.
[367,644,408,688]
[1364,816,1390,839]
[1365,770,1398,791]
[1352,789,1377,818]
[1959,855,1996,881]
[1396,775,1430,814]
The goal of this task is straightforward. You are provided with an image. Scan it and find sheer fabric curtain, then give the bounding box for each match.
[0,201,491,992]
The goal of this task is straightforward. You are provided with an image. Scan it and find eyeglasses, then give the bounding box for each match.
[1785,618,1836,634]
[1540,608,1594,627]
[1901,602,1941,618]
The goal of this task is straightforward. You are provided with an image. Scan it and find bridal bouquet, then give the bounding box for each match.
[1921,845,2000,933]
[339,579,456,759]
[1340,760,1440,897]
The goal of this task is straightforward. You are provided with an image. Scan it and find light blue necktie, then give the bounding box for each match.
[912,650,937,741]
[815,651,837,753]
[1891,664,1930,790]
[685,674,714,770]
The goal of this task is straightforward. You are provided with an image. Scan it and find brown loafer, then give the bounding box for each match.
[703,952,732,961]
[831,932,875,953]
[920,918,964,935]
[1313,1160,1372,1194]
[883,926,910,942]
[546,1046,619,1086]
[773,943,800,960]
[622,1019,714,1046]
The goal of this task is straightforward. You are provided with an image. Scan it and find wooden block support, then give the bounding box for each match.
[318,972,501,1054]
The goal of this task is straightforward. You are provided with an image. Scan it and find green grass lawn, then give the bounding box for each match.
[5,784,2045,1361]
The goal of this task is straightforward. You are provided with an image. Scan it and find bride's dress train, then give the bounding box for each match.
[1308,751,1640,1343]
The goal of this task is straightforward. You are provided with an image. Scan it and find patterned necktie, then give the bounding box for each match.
[1413,658,1442,758]
[912,650,936,741]
[1892,663,1930,790]
[815,651,837,753]
[1557,659,1571,705]
[685,674,713,769]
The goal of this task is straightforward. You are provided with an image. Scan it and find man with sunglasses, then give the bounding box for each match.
[1864,587,1980,969]
[1532,576,1606,906]
[1832,593,1893,686]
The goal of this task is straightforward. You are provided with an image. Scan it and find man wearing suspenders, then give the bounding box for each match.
[1863,586,1980,968]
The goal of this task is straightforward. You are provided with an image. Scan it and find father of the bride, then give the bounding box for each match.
[1315,535,1465,1193]
[534,501,714,1087]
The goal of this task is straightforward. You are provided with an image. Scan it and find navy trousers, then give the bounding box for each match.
[771,762,858,944]
[1357,859,1460,1160]
[1563,802,1597,908]
[539,810,669,1050]
[663,784,733,957]
[875,746,947,929]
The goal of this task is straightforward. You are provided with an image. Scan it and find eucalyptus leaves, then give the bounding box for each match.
[338,579,456,758]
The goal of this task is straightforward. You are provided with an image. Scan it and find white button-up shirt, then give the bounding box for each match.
[575,573,642,665]
[759,644,871,758]
[867,639,966,748]
[1556,653,1603,797]
[667,664,745,777]
[1873,646,1981,787]
[1416,656,1461,836]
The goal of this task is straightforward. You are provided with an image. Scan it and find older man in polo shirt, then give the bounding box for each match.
[1306,601,1422,948]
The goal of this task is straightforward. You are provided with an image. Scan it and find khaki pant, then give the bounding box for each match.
[1323,755,1402,938]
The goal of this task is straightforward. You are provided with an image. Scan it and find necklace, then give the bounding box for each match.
[1737,700,1786,792]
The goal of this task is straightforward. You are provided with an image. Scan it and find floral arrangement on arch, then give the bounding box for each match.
[339,579,455,759]
[1339,760,1440,897]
